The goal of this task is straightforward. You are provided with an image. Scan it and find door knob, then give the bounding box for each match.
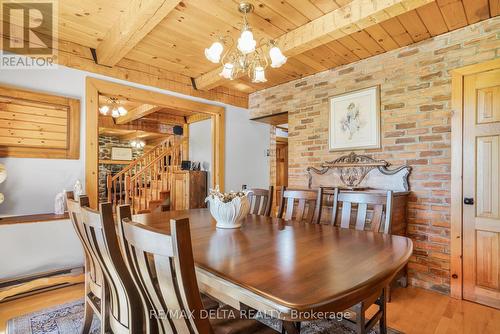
[464,198,474,205]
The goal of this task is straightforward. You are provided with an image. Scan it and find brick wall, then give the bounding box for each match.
[249,17,500,294]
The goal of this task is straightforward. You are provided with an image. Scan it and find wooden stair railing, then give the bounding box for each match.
[106,136,183,212]
[130,138,182,213]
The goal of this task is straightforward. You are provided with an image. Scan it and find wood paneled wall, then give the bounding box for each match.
[0,85,80,159]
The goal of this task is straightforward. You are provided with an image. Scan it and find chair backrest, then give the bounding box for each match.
[277,186,323,224]
[328,188,394,234]
[248,186,273,216]
[118,207,213,334]
[80,202,143,334]
[66,191,104,300]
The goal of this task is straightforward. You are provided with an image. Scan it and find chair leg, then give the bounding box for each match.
[81,299,94,334]
[379,288,387,334]
[282,321,300,334]
[100,281,110,334]
[295,321,301,332]
[355,306,366,334]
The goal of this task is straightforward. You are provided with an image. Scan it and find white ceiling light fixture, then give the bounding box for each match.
[203,2,287,84]
[130,139,146,149]
[269,41,287,68]
[99,97,128,118]
[205,40,224,63]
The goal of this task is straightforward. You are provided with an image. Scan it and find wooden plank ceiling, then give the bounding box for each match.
[26,1,500,99]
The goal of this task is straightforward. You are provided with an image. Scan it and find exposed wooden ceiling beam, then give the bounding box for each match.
[186,113,212,124]
[99,116,175,134]
[115,104,163,124]
[96,0,181,66]
[194,0,434,90]
[118,130,166,141]
[139,112,186,126]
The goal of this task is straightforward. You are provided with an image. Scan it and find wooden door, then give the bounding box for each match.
[172,172,189,210]
[276,141,288,187]
[463,68,500,309]
[275,140,288,205]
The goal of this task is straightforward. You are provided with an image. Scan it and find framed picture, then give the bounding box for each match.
[328,86,380,151]
[111,147,133,161]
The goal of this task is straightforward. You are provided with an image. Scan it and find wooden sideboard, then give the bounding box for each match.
[171,170,208,211]
[322,189,409,236]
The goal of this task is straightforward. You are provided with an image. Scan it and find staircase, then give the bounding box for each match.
[106,136,183,213]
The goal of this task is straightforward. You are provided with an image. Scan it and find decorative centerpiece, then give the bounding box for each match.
[205,187,250,229]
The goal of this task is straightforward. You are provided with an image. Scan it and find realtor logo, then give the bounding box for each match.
[1,0,58,69]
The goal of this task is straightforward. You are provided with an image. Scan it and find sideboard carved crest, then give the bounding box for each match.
[307,152,411,192]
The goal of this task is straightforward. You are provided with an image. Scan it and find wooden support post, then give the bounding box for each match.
[183,123,189,161]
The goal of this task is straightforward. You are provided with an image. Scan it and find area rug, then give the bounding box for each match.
[7,299,402,334]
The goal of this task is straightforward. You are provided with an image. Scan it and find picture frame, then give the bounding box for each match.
[111,147,133,161]
[328,86,380,151]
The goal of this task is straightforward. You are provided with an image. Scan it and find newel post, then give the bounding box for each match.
[106,173,112,203]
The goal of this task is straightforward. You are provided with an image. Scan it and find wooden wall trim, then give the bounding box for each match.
[0,213,69,226]
[85,78,100,209]
[450,72,464,300]
[450,58,500,300]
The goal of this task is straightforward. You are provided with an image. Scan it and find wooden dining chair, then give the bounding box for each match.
[247,186,273,216]
[328,188,394,233]
[277,186,323,224]
[116,205,220,333]
[66,191,106,334]
[327,187,393,334]
[79,202,144,334]
[119,215,279,334]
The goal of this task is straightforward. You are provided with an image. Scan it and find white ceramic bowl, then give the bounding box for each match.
[206,195,250,229]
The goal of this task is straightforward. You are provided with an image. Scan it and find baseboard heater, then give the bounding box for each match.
[0,266,84,303]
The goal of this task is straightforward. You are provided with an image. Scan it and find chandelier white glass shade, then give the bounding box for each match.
[237,28,256,54]
[269,44,287,68]
[205,41,224,63]
[252,67,267,83]
[220,63,235,80]
[203,2,286,84]
[130,139,145,149]
[99,97,128,119]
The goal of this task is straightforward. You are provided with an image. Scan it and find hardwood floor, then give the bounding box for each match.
[0,284,498,334]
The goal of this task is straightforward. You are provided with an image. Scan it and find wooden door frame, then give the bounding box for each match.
[85,77,225,208]
[450,58,500,299]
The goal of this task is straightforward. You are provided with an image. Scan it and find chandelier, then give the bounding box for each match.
[204,2,287,83]
[99,97,128,118]
[130,139,145,149]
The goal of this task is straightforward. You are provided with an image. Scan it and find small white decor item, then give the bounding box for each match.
[54,191,66,215]
[205,187,250,229]
[73,179,83,197]
[0,163,6,204]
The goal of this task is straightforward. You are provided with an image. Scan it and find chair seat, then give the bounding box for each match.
[211,306,279,334]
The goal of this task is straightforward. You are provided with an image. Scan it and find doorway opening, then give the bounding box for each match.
[85,78,225,211]
[249,111,289,213]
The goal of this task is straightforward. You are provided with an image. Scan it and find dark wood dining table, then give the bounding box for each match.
[133,208,412,330]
